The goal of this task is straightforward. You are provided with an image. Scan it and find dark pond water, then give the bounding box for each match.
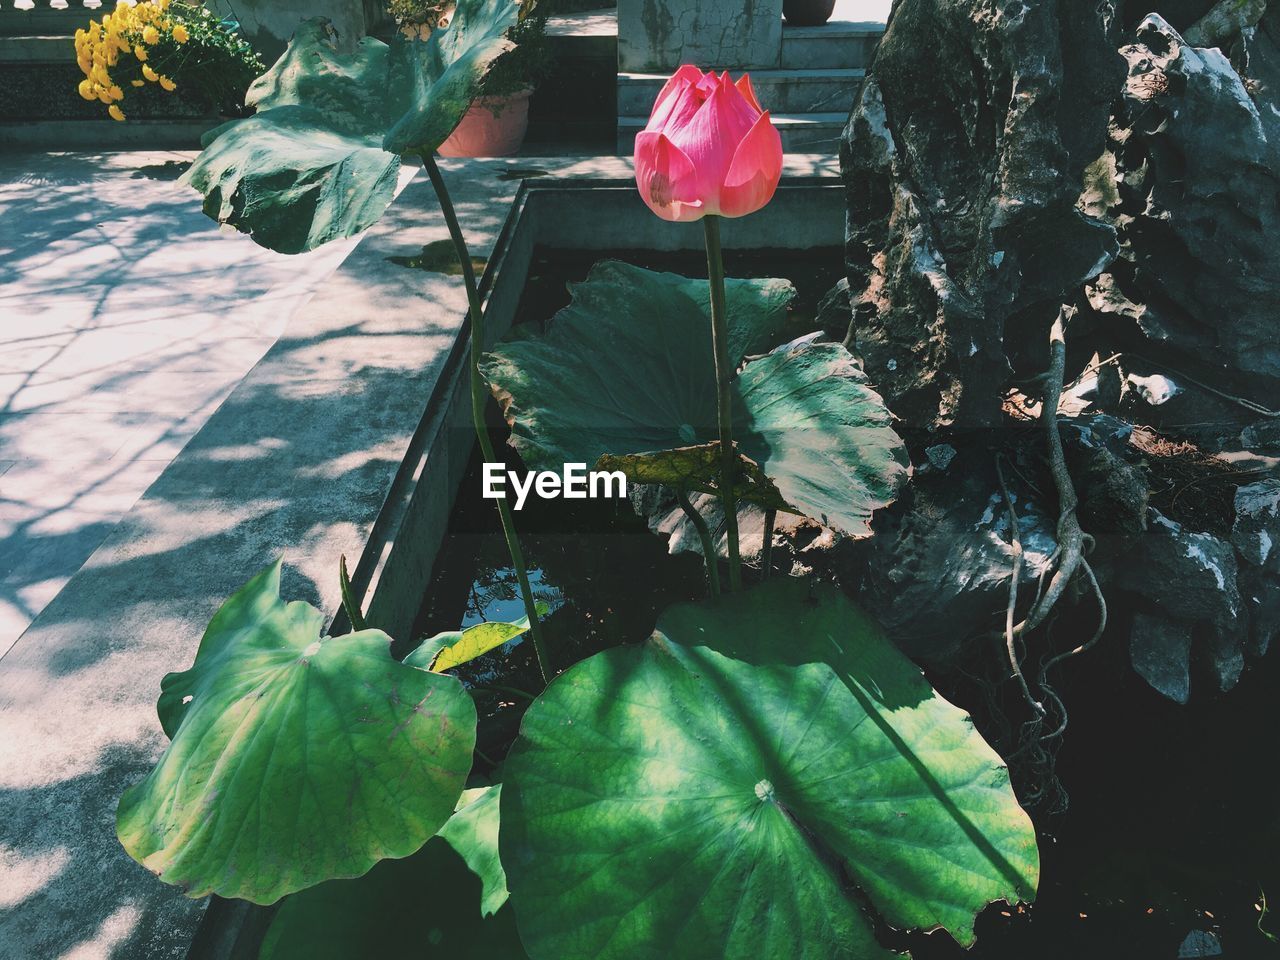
[410,247,1280,958]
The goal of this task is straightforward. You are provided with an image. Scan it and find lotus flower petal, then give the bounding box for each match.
[633,67,783,221]
[634,130,704,222]
[719,110,784,218]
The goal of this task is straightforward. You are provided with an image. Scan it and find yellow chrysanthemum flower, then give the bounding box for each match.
[158,75,176,92]
[142,63,158,82]
[108,84,124,100]
[134,44,147,61]
[77,79,95,101]
[131,79,144,87]
[172,24,189,43]
[108,104,125,122]
[142,25,159,44]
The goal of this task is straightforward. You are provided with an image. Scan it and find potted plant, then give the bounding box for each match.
[782,0,837,27]
[387,0,453,37]
[778,0,839,26]
[73,1,263,122]
[390,0,553,156]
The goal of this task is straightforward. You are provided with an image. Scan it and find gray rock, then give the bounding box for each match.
[1117,510,1240,629]
[924,443,957,472]
[842,4,1280,434]
[1177,928,1223,958]
[855,458,1057,661]
[1117,509,1249,696]
[1241,566,1280,657]
[1130,612,1193,704]
[1232,479,1280,573]
[841,0,1122,430]
[1067,436,1149,535]
[1094,15,1280,388]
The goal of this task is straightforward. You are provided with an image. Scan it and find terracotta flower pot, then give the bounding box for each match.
[437,88,533,158]
[782,0,837,26]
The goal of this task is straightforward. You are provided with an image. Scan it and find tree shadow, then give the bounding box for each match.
[0,151,450,958]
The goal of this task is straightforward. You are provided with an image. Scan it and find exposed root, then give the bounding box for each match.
[998,306,1111,811]
[1012,307,1085,641]
[996,455,1044,718]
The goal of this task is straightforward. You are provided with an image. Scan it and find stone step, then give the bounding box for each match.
[0,34,66,60]
[0,117,216,148]
[781,19,884,70]
[545,6,617,61]
[618,111,848,155]
[618,67,864,117]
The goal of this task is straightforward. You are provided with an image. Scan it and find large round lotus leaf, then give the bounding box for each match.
[259,833,527,959]
[482,260,793,465]
[500,580,1038,960]
[183,0,517,254]
[438,785,509,917]
[481,262,908,538]
[116,561,477,905]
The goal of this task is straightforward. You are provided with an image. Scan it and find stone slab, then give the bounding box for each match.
[618,0,784,72]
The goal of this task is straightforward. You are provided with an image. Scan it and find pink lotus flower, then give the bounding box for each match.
[634,66,784,222]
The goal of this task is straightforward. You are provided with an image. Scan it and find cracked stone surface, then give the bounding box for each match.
[618,0,784,71]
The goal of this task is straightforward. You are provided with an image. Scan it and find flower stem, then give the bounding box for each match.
[422,153,551,684]
[702,215,742,591]
[761,507,776,580]
[675,488,720,597]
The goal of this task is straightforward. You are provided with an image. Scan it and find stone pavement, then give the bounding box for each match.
[0,151,360,657]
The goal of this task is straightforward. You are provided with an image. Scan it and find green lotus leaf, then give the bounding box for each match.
[259,832,527,959]
[407,603,546,673]
[500,579,1039,960]
[116,561,477,904]
[439,785,509,916]
[182,0,518,254]
[481,261,909,538]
